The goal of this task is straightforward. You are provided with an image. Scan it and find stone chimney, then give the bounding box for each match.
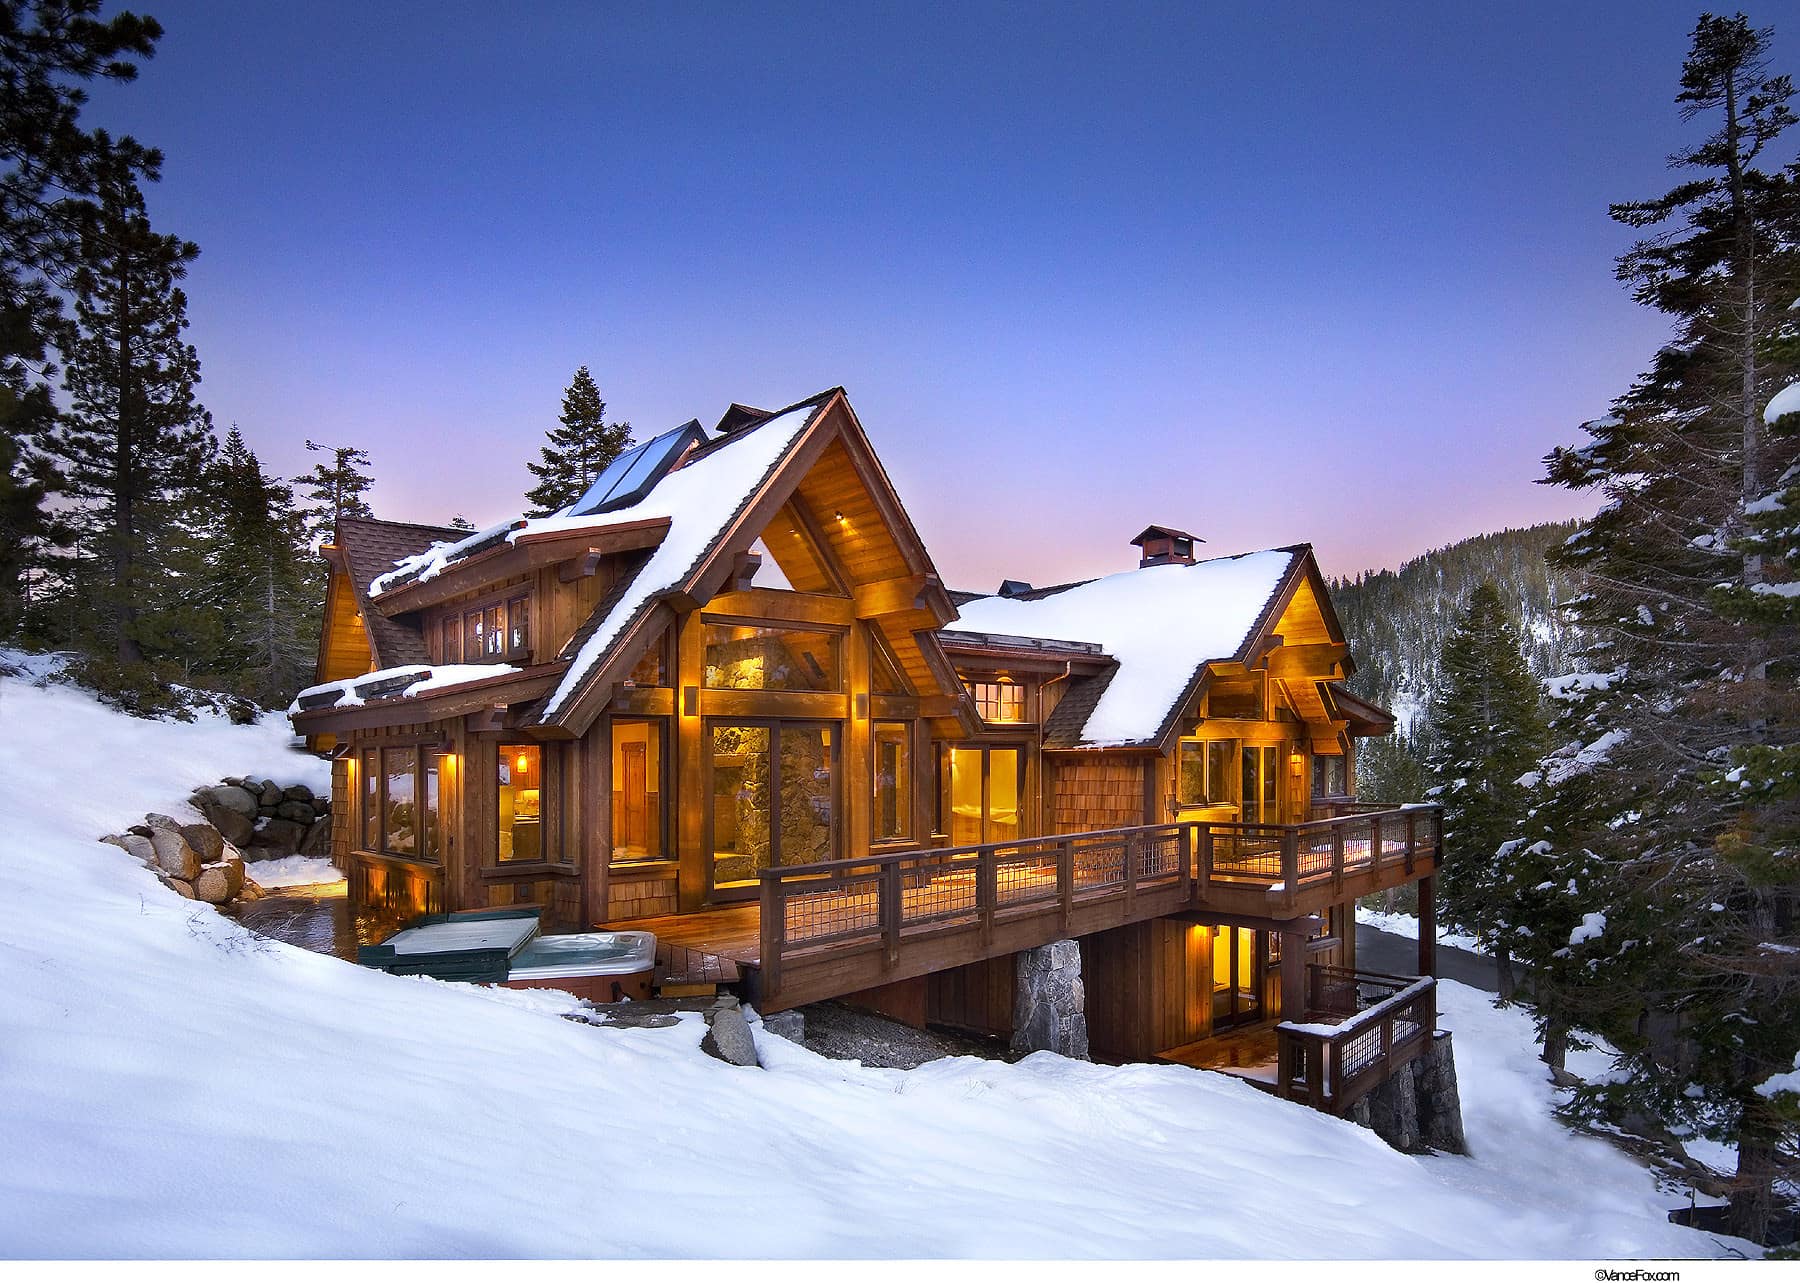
[1130,525,1202,568]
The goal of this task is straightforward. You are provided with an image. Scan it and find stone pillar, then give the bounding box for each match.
[1011,939,1090,1060]
[1351,1029,1467,1155]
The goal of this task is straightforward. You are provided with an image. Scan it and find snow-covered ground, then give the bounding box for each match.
[242,854,344,889]
[0,671,1747,1258]
[1358,905,1486,955]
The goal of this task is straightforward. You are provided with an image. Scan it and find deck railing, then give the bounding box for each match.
[756,804,1441,1000]
[1276,968,1438,1113]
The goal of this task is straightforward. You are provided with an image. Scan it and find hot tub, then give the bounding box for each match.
[502,930,657,1003]
[358,909,656,1002]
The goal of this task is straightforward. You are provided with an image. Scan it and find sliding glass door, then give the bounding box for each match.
[941,745,1025,846]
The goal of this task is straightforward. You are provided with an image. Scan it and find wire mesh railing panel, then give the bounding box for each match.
[899,854,982,928]
[783,874,882,945]
[1208,826,1284,879]
[1072,837,1127,890]
[994,848,1060,906]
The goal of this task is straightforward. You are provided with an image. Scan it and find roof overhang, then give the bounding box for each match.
[291,664,567,736]
[368,518,672,615]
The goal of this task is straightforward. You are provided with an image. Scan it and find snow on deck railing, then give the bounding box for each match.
[1277,975,1435,1040]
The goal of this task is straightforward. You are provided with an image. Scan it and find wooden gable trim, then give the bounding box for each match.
[291,665,565,735]
[314,557,374,686]
[369,518,671,616]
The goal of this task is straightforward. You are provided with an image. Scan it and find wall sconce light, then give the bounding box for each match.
[854,693,869,719]
[682,685,698,717]
[1289,750,1306,776]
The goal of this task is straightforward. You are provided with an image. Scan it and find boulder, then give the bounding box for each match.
[257,804,277,820]
[282,784,314,804]
[275,799,316,824]
[300,818,332,857]
[241,844,283,863]
[120,833,156,866]
[180,824,225,864]
[200,784,259,818]
[702,1001,761,1067]
[258,780,281,807]
[256,817,307,855]
[761,1010,806,1046]
[144,812,184,833]
[148,828,201,881]
[127,823,153,838]
[194,861,245,905]
[198,801,254,847]
[166,877,196,899]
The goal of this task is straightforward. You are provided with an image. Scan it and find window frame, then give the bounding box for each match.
[1176,737,1239,809]
[494,740,572,869]
[357,741,442,863]
[437,589,533,665]
[967,677,1026,724]
[872,719,914,844]
[700,616,846,693]
[610,717,670,866]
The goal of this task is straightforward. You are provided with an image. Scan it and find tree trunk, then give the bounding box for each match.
[1540,1014,1568,1071]
[1495,946,1517,1002]
[1729,1107,1776,1244]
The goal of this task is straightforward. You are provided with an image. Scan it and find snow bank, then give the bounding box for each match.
[1356,906,1485,955]
[0,672,1741,1258]
[950,549,1297,746]
[244,855,345,889]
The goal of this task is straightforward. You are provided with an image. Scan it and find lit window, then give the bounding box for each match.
[968,678,1024,723]
[873,721,912,841]
[703,621,841,691]
[1177,739,1237,807]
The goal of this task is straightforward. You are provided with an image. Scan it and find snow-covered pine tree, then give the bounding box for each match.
[204,425,316,706]
[292,438,373,550]
[523,365,632,517]
[1424,581,1548,999]
[42,135,213,672]
[1537,13,1800,1242]
[0,1,163,640]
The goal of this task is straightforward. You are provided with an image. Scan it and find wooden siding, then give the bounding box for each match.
[1051,757,1149,833]
[1083,919,1211,1060]
[926,955,1016,1037]
[319,569,373,683]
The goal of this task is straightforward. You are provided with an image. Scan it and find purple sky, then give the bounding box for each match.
[85,1,1786,589]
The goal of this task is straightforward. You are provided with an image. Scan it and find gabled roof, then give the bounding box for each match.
[946,546,1312,749]
[332,516,466,669]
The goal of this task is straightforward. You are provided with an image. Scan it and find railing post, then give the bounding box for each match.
[759,872,783,1000]
[1369,814,1382,872]
[1309,1039,1327,1110]
[1123,831,1138,912]
[1197,826,1212,900]
[1178,824,1193,901]
[978,846,997,945]
[1057,837,1074,932]
[1280,828,1298,910]
[881,859,902,967]
[1404,810,1417,875]
[1331,824,1344,889]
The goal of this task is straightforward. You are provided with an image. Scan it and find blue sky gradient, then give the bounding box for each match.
[82,1,1789,588]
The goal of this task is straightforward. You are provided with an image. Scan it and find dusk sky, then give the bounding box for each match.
[83,1,1787,590]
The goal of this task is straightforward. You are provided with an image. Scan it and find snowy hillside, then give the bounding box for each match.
[1331,521,1581,736]
[0,669,1743,1258]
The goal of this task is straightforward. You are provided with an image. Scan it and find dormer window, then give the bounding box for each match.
[438,592,531,665]
[968,676,1024,723]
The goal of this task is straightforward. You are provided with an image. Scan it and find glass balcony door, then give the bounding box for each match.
[707,720,839,901]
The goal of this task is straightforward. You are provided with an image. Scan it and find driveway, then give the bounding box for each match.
[1355,922,1505,995]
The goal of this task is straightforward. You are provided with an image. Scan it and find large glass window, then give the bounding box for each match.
[703,621,841,691]
[942,745,1025,846]
[359,745,439,862]
[496,741,558,860]
[707,721,838,897]
[447,595,531,665]
[611,719,666,863]
[873,721,912,842]
[1177,739,1238,808]
[1312,753,1347,799]
[1209,675,1263,719]
[1212,926,1264,1028]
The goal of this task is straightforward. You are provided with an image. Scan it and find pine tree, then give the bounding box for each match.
[292,438,373,548]
[1424,582,1548,998]
[523,365,632,516]
[41,135,212,671]
[204,425,314,705]
[0,1,163,638]
[1537,14,1800,1242]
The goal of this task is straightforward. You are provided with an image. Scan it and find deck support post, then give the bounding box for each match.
[1280,931,1307,1021]
[1417,874,1437,978]
[1010,939,1089,1061]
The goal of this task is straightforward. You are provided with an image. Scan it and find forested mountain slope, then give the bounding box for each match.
[1330,522,1581,738]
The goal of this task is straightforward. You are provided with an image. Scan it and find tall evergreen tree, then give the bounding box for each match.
[205,425,313,705]
[41,134,211,668]
[1425,582,1548,998]
[292,438,373,548]
[1536,13,1800,1242]
[523,365,632,516]
[0,1,162,638]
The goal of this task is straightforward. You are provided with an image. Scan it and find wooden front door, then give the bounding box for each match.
[620,742,648,851]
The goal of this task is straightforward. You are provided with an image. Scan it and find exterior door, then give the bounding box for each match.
[620,743,648,850]
[1240,745,1280,824]
[1211,926,1265,1029]
[942,745,1027,846]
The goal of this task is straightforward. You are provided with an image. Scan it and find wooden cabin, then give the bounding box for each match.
[293,388,1442,1100]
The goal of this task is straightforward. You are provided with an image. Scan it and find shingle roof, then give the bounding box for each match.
[334,516,467,669]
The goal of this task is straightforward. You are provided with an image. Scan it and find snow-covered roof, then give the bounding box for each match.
[946,547,1302,747]
[539,398,824,721]
[291,663,520,714]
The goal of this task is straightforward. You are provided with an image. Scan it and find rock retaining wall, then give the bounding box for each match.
[102,774,333,907]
